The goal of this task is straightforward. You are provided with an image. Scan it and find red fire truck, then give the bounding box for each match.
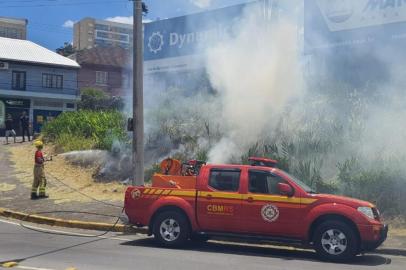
[124,157,388,262]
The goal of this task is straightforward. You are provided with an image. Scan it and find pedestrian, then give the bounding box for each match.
[20,111,31,142]
[32,140,48,200]
[5,114,16,144]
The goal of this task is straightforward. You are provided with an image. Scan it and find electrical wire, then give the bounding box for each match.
[0,0,128,8]
[46,171,123,208]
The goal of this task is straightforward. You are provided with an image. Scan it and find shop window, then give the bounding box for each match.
[42,74,63,89]
[0,101,5,127]
[12,71,26,90]
[96,71,108,85]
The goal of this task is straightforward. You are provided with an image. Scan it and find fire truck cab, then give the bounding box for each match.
[124,157,387,262]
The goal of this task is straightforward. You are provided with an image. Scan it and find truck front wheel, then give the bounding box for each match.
[313,220,358,262]
[152,211,190,247]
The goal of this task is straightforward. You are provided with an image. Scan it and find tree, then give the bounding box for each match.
[142,2,149,15]
[56,42,76,57]
[79,88,124,111]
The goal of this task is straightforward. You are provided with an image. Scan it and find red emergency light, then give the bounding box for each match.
[248,157,278,168]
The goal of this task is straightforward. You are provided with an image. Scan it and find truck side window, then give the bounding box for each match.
[248,170,286,195]
[209,170,240,192]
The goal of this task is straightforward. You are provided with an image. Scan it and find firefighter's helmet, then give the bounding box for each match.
[34,140,44,148]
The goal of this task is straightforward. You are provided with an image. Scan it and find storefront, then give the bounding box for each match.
[32,109,62,134]
[0,96,76,136]
[0,97,30,136]
[31,98,72,133]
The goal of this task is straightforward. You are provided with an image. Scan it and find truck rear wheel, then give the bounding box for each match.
[313,220,358,262]
[152,211,190,247]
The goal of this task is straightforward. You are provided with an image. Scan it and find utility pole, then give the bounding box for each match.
[131,0,144,185]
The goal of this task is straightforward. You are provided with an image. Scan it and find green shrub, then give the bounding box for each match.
[42,110,126,151]
[55,133,95,152]
[337,158,406,216]
[144,163,161,183]
[79,88,124,111]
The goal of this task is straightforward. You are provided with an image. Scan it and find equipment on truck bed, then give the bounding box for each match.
[249,157,278,168]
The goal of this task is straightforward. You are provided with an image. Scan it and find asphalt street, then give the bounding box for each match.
[0,218,405,270]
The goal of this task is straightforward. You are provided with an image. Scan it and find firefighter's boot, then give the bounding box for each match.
[31,193,39,200]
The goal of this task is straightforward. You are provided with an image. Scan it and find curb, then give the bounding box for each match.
[373,247,406,257]
[0,207,148,234]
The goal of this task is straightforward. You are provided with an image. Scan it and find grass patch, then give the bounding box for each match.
[42,110,127,151]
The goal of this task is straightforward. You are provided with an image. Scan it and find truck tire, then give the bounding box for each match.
[152,211,190,247]
[313,220,359,262]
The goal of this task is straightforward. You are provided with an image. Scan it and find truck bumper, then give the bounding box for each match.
[119,212,130,225]
[361,224,388,251]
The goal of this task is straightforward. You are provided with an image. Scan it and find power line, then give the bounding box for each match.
[0,0,128,8]
[0,0,58,3]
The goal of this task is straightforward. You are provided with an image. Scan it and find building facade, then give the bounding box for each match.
[73,17,133,50]
[69,47,130,96]
[0,16,28,40]
[0,37,80,135]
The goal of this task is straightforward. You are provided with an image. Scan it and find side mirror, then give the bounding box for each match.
[278,183,294,197]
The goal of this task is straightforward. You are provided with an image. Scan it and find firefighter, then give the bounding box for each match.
[5,114,16,144]
[31,140,48,200]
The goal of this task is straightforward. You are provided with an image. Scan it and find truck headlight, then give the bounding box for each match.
[357,207,375,220]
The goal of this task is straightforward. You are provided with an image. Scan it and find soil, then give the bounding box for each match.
[0,139,124,223]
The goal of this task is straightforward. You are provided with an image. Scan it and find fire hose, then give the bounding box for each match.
[19,171,125,238]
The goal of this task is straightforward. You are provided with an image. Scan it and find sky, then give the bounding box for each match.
[0,0,251,51]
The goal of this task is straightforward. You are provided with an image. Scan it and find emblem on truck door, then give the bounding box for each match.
[261,204,279,222]
[131,189,142,200]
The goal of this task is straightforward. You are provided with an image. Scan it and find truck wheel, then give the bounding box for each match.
[313,220,358,262]
[153,211,190,247]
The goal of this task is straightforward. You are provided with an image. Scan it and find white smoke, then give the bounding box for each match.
[205,5,304,163]
[189,0,212,9]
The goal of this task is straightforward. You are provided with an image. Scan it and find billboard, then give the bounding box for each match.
[144,4,246,74]
[305,0,406,52]
[144,1,275,74]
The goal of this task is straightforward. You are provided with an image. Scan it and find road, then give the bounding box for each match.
[0,218,405,270]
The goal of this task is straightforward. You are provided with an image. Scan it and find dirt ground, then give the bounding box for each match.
[8,142,126,205]
[0,140,124,223]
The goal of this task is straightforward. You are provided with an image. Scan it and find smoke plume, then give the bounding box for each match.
[205,5,303,163]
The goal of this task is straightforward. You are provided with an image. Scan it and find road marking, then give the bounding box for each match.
[17,266,56,270]
[0,218,135,241]
[2,261,18,268]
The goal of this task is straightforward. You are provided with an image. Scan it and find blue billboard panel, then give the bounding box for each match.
[144,3,248,62]
[305,0,406,53]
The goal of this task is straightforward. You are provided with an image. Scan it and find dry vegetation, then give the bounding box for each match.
[9,143,126,204]
[0,183,16,192]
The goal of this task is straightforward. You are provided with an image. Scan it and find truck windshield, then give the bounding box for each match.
[283,171,317,194]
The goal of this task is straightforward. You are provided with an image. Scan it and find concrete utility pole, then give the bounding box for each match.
[131,0,144,185]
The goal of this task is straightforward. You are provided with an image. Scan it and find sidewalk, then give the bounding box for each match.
[0,140,124,224]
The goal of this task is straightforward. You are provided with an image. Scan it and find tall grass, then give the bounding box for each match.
[42,110,127,151]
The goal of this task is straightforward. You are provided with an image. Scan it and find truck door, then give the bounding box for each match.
[196,168,243,233]
[241,170,303,237]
